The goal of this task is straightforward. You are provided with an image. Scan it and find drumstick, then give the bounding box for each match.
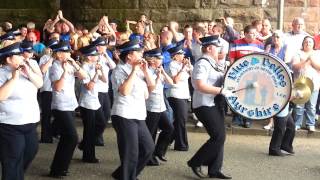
[232,82,259,93]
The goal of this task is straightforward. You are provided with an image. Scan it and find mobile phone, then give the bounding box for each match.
[215,19,223,23]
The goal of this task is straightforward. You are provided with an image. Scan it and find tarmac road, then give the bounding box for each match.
[22,125,320,180]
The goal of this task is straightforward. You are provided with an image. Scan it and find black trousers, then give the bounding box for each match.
[40,91,53,142]
[146,111,174,157]
[111,115,154,180]
[168,97,189,150]
[50,110,78,174]
[0,123,38,180]
[79,107,104,160]
[188,106,226,175]
[97,92,110,137]
[269,114,295,153]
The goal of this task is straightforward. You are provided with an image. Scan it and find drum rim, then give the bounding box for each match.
[224,52,293,120]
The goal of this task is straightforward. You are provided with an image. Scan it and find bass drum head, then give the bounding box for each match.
[224,52,292,120]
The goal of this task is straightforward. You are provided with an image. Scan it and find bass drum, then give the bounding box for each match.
[224,52,292,120]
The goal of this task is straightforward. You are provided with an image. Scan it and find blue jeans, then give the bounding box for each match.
[232,114,252,126]
[164,89,174,123]
[293,90,319,128]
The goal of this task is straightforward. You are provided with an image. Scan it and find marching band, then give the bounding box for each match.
[0,17,317,180]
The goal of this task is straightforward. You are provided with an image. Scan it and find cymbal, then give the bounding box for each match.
[294,76,314,92]
[291,77,313,104]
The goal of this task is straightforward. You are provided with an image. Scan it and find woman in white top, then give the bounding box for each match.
[167,44,193,151]
[111,39,155,180]
[187,35,231,179]
[144,48,174,165]
[48,41,87,178]
[0,42,43,180]
[292,36,320,131]
[91,37,116,146]
[78,44,106,163]
[38,39,58,143]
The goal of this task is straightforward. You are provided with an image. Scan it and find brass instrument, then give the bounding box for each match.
[291,76,314,104]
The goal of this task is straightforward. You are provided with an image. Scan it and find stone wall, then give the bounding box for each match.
[0,0,319,34]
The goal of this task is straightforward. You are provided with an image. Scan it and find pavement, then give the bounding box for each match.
[187,114,320,138]
[18,115,320,180]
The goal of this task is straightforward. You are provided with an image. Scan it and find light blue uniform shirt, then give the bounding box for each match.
[192,55,224,109]
[49,60,78,111]
[276,103,289,117]
[39,54,53,92]
[95,53,116,93]
[0,66,40,125]
[79,62,101,110]
[111,63,148,120]
[167,60,191,99]
[146,68,166,113]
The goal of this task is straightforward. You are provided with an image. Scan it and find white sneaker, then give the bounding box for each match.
[196,121,204,128]
[308,126,316,132]
[295,126,301,131]
[192,113,198,121]
[263,125,272,130]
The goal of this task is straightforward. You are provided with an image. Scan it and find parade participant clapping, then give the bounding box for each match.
[78,44,106,163]
[91,36,116,146]
[144,48,174,166]
[111,39,155,180]
[188,35,231,179]
[167,44,193,151]
[38,39,59,143]
[0,42,43,180]
[48,41,87,178]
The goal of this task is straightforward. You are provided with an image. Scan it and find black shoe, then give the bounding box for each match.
[78,142,83,151]
[187,161,206,178]
[95,136,105,146]
[147,159,160,166]
[281,147,295,154]
[174,147,188,151]
[209,172,232,179]
[39,140,53,144]
[155,154,168,162]
[48,171,68,178]
[82,158,100,163]
[269,150,285,156]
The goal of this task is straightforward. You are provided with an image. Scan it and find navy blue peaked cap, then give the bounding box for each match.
[46,39,59,48]
[167,44,185,56]
[91,36,108,46]
[51,41,72,52]
[117,39,143,54]
[200,35,221,47]
[0,31,15,41]
[21,40,34,53]
[79,44,99,56]
[0,42,22,58]
[143,48,163,59]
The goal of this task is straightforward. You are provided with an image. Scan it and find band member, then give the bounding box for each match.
[38,39,59,143]
[91,36,116,146]
[269,103,295,156]
[167,44,193,151]
[188,35,232,179]
[78,44,106,163]
[20,40,42,77]
[111,39,155,180]
[144,48,174,166]
[0,42,43,180]
[48,41,87,177]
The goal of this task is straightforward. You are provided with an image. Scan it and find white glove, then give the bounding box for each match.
[221,88,233,98]
[293,90,303,99]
